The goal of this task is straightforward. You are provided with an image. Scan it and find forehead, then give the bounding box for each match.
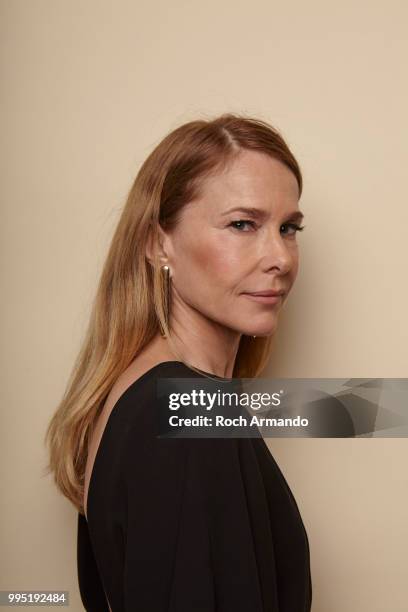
[190,150,300,217]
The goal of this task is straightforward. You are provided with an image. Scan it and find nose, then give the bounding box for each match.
[260,231,294,275]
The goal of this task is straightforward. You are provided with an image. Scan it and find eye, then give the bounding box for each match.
[280,223,305,236]
[229,219,257,232]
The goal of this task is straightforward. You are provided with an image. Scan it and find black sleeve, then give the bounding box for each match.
[120,432,278,612]
[77,512,110,611]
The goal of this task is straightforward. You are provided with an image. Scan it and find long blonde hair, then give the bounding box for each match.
[43,112,303,514]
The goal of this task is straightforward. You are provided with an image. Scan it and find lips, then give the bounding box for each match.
[242,293,283,305]
[244,290,285,297]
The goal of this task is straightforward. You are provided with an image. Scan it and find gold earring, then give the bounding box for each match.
[160,265,170,337]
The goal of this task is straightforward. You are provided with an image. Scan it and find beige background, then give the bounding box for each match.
[1,0,407,610]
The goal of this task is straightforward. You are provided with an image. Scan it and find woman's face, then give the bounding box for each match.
[160,149,303,337]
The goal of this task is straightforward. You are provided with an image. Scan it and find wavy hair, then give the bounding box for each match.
[44,113,303,513]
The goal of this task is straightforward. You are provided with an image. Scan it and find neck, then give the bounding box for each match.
[147,323,241,379]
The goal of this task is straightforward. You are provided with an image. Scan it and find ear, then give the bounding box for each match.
[145,223,169,267]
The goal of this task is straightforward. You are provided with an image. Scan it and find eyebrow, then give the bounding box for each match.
[220,206,304,222]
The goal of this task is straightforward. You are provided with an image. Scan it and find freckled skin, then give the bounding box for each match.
[151,149,302,374]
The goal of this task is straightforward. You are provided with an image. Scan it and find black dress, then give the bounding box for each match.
[77,360,312,611]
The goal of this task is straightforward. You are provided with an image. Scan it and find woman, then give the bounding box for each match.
[45,113,312,611]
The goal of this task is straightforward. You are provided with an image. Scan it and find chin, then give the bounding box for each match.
[242,323,278,337]
[256,320,280,336]
[233,313,280,337]
[252,330,277,338]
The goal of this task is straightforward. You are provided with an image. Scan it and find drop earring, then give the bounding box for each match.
[160,264,170,337]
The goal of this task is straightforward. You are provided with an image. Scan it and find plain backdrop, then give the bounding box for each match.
[1,1,407,610]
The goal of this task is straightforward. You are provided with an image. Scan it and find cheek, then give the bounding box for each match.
[175,233,243,294]
[191,235,242,277]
